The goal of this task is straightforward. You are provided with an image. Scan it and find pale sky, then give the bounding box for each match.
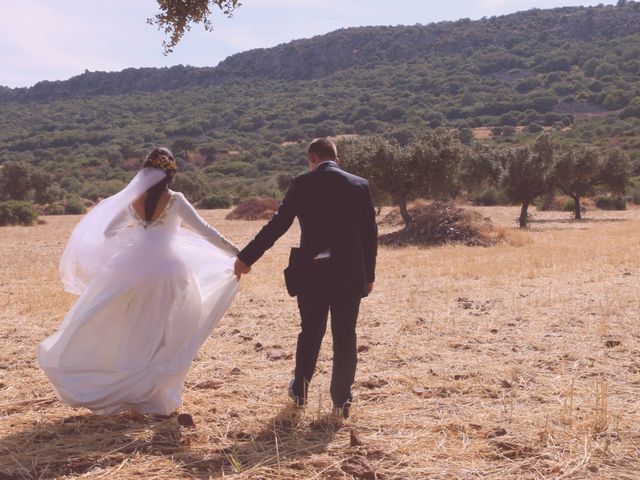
[0,0,616,88]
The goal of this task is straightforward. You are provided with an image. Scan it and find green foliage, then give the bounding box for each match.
[37,184,65,204]
[563,197,576,212]
[0,161,52,202]
[64,195,87,215]
[601,149,632,194]
[552,147,631,218]
[473,187,507,206]
[81,179,127,201]
[627,177,640,204]
[276,173,292,193]
[149,0,240,53]
[501,133,555,227]
[171,172,210,203]
[0,200,39,226]
[461,144,503,192]
[1,3,640,209]
[528,123,544,134]
[45,203,66,215]
[595,195,627,210]
[339,129,463,226]
[197,193,231,209]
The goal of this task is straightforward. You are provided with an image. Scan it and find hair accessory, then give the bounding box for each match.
[146,154,177,173]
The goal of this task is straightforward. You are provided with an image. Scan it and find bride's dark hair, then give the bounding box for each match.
[142,147,177,221]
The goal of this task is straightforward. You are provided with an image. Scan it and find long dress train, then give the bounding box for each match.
[38,190,239,415]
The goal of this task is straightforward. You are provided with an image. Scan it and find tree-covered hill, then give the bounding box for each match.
[1,1,640,206]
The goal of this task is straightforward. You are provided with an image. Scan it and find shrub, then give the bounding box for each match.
[473,187,506,206]
[631,191,640,204]
[64,195,87,214]
[502,126,517,136]
[564,198,576,212]
[595,195,627,210]
[172,173,210,202]
[45,203,66,215]
[198,194,231,209]
[627,182,640,204]
[528,122,544,133]
[36,184,64,204]
[0,200,39,226]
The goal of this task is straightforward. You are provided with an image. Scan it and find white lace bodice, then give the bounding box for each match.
[104,191,239,256]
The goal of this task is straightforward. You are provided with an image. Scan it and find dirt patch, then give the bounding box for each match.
[472,127,494,139]
[226,197,278,221]
[380,202,504,247]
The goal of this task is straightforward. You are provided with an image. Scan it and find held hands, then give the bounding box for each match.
[234,258,251,280]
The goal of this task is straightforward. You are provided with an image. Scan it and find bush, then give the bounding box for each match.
[502,126,517,136]
[473,187,506,206]
[0,200,39,226]
[64,195,87,214]
[172,173,210,202]
[564,198,576,212]
[44,203,66,215]
[528,122,544,133]
[595,195,627,210]
[198,194,231,209]
[627,184,640,204]
[626,179,640,204]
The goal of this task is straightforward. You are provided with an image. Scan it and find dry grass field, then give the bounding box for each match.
[1,205,640,479]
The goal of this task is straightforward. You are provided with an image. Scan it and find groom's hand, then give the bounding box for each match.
[234,258,251,280]
[367,282,374,294]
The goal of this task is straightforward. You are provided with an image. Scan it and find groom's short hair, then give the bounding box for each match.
[308,138,337,161]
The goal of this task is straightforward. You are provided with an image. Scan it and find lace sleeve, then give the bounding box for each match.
[176,192,240,255]
[103,209,130,238]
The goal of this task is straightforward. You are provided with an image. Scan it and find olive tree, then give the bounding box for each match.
[552,147,600,220]
[339,129,464,227]
[339,136,404,220]
[501,133,554,228]
[409,128,464,201]
[460,143,503,194]
[149,0,241,53]
[600,148,632,197]
[553,146,631,219]
[0,161,52,202]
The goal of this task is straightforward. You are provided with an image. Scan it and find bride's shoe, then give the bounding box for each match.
[177,413,196,428]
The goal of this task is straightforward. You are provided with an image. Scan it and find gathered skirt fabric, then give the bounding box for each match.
[38,227,239,415]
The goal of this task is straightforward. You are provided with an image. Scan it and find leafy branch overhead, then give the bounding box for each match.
[149,0,241,54]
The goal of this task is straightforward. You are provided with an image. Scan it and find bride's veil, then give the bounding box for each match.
[60,168,167,295]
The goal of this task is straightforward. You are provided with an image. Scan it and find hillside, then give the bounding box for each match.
[1,2,640,204]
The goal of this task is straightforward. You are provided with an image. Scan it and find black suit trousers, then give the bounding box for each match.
[291,275,361,408]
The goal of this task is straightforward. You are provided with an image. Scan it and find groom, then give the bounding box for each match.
[234,138,378,418]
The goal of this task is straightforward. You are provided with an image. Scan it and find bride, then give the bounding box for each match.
[38,148,241,416]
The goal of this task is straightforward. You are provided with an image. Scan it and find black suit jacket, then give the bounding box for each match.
[238,161,378,298]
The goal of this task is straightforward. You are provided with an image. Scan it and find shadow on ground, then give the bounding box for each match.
[0,407,339,479]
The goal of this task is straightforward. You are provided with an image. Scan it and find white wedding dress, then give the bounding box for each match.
[38,179,239,415]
